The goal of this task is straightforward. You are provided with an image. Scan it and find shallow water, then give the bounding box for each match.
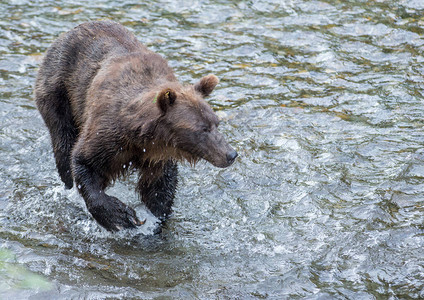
[1,0,424,298]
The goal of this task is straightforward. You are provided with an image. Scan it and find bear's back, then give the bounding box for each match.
[41,21,151,126]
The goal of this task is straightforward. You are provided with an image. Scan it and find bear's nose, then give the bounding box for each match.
[226,150,238,165]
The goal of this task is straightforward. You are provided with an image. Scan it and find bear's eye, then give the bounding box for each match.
[202,126,210,133]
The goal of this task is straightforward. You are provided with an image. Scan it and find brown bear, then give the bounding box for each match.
[34,21,237,232]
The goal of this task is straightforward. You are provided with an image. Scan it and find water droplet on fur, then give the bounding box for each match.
[77,184,81,189]
[152,142,154,145]
[129,161,132,166]
[155,193,157,197]
[120,147,123,151]
[123,164,126,169]
[143,148,146,152]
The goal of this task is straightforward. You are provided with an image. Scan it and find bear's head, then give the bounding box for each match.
[150,74,237,168]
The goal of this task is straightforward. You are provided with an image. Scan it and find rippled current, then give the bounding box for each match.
[1,0,424,298]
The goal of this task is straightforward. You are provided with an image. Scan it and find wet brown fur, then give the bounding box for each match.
[34,21,236,231]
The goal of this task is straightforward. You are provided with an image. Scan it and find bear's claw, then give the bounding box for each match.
[89,195,143,232]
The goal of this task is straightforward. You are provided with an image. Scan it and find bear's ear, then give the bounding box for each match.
[194,74,219,97]
[156,88,177,113]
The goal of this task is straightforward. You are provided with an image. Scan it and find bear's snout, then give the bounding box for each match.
[226,150,238,166]
[201,129,238,168]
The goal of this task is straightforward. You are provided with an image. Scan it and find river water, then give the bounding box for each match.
[1,0,424,299]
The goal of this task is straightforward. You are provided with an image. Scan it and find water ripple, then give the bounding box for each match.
[1,0,424,298]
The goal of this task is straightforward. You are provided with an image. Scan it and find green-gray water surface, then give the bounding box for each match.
[1,0,424,299]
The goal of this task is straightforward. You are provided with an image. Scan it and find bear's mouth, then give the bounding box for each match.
[202,149,238,168]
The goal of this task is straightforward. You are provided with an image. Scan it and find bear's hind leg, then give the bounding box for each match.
[138,160,178,221]
[35,88,78,189]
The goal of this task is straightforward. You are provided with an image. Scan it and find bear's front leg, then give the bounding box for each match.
[72,152,143,232]
[87,194,142,232]
[138,160,178,221]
